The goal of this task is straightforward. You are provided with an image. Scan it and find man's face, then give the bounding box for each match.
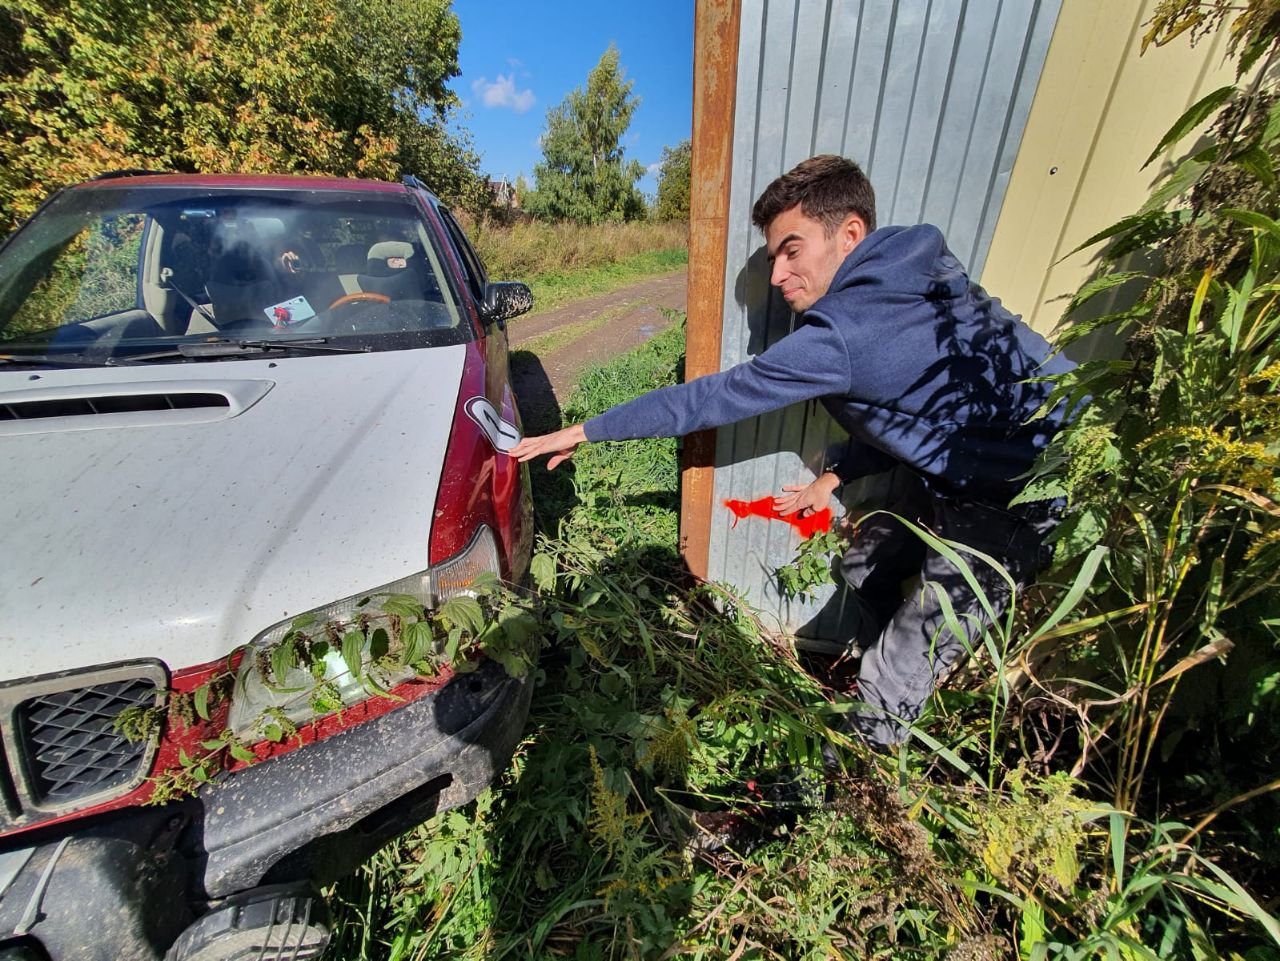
[764,205,866,313]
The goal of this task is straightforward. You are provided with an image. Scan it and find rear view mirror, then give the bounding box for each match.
[481,282,533,328]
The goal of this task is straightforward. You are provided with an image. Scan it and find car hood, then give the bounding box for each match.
[0,346,466,683]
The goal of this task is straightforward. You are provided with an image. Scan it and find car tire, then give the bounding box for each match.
[0,942,48,961]
[164,886,329,961]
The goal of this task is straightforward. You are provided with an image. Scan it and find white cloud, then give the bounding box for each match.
[645,162,662,177]
[471,73,535,113]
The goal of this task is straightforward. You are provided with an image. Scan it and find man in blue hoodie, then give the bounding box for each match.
[511,155,1074,749]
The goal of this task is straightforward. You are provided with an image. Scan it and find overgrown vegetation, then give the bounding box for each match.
[319,9,1280,953]
[465,218,687,281]
[1012,0,1280,867]
[462,217,688,315]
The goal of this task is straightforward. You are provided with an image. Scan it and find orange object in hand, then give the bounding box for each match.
[723,496,833,540]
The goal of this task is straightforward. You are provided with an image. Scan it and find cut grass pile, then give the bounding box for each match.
[323,319,1278,960]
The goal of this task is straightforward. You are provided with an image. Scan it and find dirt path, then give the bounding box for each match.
[507,268,687,429]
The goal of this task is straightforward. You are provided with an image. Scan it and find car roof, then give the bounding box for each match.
[69,172,419,197]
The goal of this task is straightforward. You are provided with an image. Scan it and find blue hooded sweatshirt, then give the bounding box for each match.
[583,224,1075,507]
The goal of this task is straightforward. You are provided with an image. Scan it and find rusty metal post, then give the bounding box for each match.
[680,0,740,580]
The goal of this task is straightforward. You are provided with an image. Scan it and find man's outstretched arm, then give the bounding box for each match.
[511,319,850,468]
[510,423,587,470]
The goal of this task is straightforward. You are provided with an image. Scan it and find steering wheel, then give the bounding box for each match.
[328,291,391,311]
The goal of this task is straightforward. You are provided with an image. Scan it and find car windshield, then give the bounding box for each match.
[0,183,470,364]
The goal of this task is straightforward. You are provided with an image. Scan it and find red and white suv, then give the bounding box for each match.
[0,173,535,960]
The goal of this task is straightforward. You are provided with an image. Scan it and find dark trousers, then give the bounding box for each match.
[838,470,1056,747]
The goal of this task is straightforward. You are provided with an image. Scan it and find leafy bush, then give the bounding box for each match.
[654,140,692,223]
[0,0,486,233]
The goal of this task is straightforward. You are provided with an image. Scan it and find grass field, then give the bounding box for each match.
[521,247,687,316]
[461,218,688,316]
[466,219,687,279]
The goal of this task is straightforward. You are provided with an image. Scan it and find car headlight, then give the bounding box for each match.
[228,526,501,738]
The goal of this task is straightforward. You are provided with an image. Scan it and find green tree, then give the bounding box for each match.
[525,44,646,224]
[653,139,691,221]
[0,0,487,233]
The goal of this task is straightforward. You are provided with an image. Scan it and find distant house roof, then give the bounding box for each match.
[487,178,518,208]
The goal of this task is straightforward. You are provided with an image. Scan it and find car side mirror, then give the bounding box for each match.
[480,282,533,329]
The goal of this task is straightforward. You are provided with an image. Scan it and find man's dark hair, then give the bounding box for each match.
[751,155,877,234]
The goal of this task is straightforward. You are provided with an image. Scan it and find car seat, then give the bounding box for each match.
[356,240,440,302]
[334,244,368,295]
[205,242,283,329]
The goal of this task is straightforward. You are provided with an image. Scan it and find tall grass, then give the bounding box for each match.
[1003,1,1280,878]
[458,217,687,280]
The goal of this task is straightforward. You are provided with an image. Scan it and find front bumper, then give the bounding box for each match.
[0,658,531,960]
[192,657,532,897]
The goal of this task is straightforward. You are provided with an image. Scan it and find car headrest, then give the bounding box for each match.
[365,241,416,278]
[251,217,286,243]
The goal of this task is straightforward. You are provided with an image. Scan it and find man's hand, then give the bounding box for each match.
[773,471,840,517]
[510,423,588,470]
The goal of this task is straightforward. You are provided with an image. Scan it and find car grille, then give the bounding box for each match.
[0,663,166,827]
[16,678,157,806]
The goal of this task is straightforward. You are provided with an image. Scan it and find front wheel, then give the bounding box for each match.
[164,886,330,961]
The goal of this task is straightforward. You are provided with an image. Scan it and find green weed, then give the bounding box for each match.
[1010,0,1280,868]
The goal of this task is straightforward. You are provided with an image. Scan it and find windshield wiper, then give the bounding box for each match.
[115,339,372,363]
[0,354,107,369]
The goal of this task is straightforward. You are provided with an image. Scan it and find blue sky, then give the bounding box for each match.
[449,0,695,199]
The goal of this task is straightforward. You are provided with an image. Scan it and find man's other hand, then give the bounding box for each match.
[510,423,588,470]
[773,471,840,517]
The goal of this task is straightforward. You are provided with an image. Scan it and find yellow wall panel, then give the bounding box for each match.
[981,0,1234,338]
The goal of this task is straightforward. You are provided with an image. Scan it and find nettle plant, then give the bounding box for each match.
[116,575,542,802]
[776,528,849,602]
